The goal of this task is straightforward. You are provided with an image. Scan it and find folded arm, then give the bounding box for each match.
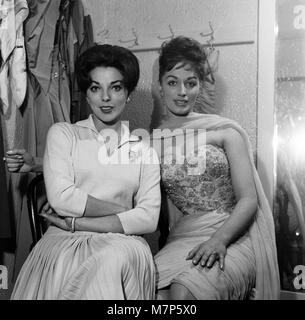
[43,126,161,235]
[43,123,128,218]
[74,144,161,235]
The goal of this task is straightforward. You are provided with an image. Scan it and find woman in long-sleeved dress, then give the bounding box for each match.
[11,44,160,300]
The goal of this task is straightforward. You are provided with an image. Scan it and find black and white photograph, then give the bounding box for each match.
[0,0,305,308]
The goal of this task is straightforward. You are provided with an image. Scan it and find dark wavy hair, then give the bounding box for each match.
[158,36,207,83]
[75,44,140,95]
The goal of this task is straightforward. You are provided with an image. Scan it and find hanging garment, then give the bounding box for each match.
[0,120,11,239]
[56,0,94,123]
[34,44,71,157]
[70,9,94,122]
[12,0,68,281]
[25,0,60,94]
[0,0,28,261]
[12,0,91,279]
[0,0,29,114]
[23,0,71,157]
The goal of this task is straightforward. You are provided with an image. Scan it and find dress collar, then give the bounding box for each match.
[75,114,141,145]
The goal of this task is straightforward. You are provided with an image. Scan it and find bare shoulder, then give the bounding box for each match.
[220,128,244,147]
[206,128,243,148]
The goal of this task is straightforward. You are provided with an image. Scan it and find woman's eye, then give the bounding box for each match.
[89,86,100,93]
[112,85,123,92]
[186,82,198,88]
[168,81,177,86]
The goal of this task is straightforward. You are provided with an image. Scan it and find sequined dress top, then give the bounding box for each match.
[161,144,236,216]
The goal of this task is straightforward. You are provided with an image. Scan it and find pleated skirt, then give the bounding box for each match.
[155,212,256,300]
[11,226,155,300]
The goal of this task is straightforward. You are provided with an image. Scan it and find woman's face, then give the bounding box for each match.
[86,66,128,126]
[160,63,200,117]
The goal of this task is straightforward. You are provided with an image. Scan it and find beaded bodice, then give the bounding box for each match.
[161,144,236,216]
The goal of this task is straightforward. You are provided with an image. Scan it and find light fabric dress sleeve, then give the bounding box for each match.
[117,142,161,235]
[43,122,88,217]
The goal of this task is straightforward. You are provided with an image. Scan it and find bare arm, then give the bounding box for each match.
[212,128,257,245]
[188,128,257,269]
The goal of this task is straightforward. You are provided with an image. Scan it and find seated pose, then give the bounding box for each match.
[152,36,280,300]
[11,44,161,300]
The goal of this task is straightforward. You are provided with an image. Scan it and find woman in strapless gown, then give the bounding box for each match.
[155,142,256,299]
[152,36,280,300]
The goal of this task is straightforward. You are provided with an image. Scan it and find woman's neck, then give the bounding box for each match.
[92,115,122,135]
[165,110,195,122]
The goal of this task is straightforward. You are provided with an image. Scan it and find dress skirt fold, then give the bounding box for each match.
[155,212,256,300]
[11,226,155,300]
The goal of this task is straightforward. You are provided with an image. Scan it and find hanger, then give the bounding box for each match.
[157,24,175,40]
[200,21,215,51]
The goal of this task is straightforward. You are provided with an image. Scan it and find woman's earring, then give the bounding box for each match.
[127,97,131,103]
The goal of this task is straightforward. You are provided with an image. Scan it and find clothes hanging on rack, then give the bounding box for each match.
[71,5,94,122]
[56,0,94,123]
[0,0,28,245]
[0,0,29,114]
[12,0,94,279]
[23,0,70,157]
[25,0,59,94]
[12,0,67,280]
[25,48,71,158]
[80,0,100,38]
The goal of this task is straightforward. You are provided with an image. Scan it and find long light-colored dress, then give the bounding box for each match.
[11,115,161,300]
[152,112,280,300]
[155,144,256,299]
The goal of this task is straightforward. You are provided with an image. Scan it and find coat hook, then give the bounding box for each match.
[200,21,215,50]
[200,21,214,38]
[157,24,175,40]
[97,29,110,44]
[119,28,139,48]
[97,29,110,39]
